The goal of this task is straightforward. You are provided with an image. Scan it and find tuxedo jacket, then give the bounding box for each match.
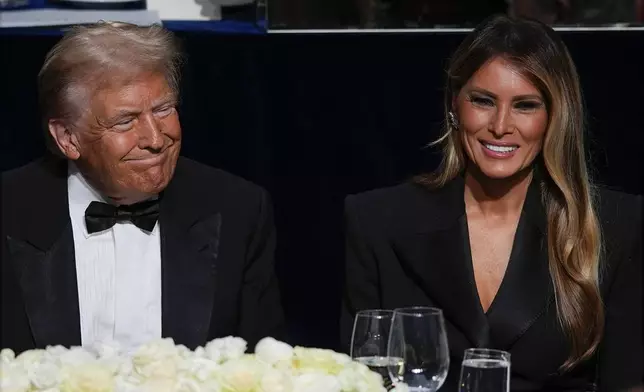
[1,156,285,353]
[341,176,642,392]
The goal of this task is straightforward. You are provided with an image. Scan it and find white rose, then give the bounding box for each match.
[292,347,347,375]
[337,363,386,392]
[203,344,223,363]
[218,357,265,392]
[255,338,293,366]
[133,338,178,361]
[204,337,247,363]
[58,347,95,367]
[259,368,292,392]
[330,352,352,367]
[90,339,123,360]
[28,361,61,389]
[15,349,46,367]
[134,378,177,392]
[175,375,203,392]
[176,345,193,359]
[0,363,30,392]
[46,345,67,355]
[113,358,134,379]
[84,341,126,376]
[220,337,247,360]
[131,339,180,380]
[114,373,141,392]
[185,357,220,382]
[292,373,341,392]
[1,349,16,364]
[199,379,224,392]
[98,355,126,376]
[133,356,178,380]
[43,345,68,366]
[59,363,114,392]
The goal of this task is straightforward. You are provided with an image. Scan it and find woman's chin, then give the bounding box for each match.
[476,165,527,181]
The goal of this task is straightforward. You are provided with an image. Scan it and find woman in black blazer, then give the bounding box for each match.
[341,15,642,392]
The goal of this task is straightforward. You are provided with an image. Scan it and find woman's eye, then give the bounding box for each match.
[515,101,543,111]
[470,96,494,107]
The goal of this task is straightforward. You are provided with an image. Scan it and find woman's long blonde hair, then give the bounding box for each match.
[417,15,603,370]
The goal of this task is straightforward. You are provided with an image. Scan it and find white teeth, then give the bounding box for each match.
[483,143,517,153]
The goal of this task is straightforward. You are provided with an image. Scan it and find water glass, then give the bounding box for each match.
[387,307,450,392]
[350,309,397,388]
[458,348,511,392]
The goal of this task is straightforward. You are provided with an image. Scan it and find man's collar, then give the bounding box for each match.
[67,161,109,207]
[66,162,161,238]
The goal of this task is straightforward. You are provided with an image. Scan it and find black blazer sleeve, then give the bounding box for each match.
[237,189,286,349]
[340,195,382,353]
[599,194,643,392]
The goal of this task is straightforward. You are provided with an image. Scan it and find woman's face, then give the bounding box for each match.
[455,56,549,180]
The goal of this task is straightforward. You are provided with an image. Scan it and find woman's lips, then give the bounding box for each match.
[479,140,519,159]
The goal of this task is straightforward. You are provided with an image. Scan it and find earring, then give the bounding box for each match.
[448,111,459,130]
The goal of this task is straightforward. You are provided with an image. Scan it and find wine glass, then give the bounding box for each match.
[387,307,449,392]
[458,348,510,392]
[351,309,396,389]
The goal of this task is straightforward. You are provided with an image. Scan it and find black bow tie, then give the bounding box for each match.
[84,199,160,234]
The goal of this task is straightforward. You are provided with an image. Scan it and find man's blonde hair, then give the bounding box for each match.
[38,21,183,152]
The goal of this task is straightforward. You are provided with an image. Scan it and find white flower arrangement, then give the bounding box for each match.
[0,337,393,392]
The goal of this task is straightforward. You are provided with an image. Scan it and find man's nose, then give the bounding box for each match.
[138,113,164,151]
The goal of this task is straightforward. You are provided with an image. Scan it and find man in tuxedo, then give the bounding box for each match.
[1,22,284,353]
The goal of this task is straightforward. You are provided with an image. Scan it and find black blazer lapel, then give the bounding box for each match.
[485,177,553,350]
[6,227,81,348]
[4,157,81,348]
[159,161,220,349]
[393,179,490,348]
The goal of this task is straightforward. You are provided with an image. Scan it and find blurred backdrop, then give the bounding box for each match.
[2,0,643,27]
[268,0,644,28]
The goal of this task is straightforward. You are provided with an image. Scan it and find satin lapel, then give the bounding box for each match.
[486,178,553,350]
[159,162,220,349]
[5,157,81,348]
[392,179,490,348]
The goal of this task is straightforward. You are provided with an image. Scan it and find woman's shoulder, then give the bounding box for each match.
[596,185,641,204]
[595,185,642,229]
[346,181,430,208]
[345,179,463,235]
[595,186,642,275]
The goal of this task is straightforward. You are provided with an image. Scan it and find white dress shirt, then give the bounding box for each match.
[67,164,162,350]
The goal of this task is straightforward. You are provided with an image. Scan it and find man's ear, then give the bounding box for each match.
[48,119,81,160]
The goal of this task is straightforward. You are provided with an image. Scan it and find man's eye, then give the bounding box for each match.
[155,107,173,116]
[113,119,134,130]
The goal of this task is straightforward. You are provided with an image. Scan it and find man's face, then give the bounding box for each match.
[58,72,181,204]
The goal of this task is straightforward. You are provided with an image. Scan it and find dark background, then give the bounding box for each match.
[268,0,643,28]
[1,30,642,350]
